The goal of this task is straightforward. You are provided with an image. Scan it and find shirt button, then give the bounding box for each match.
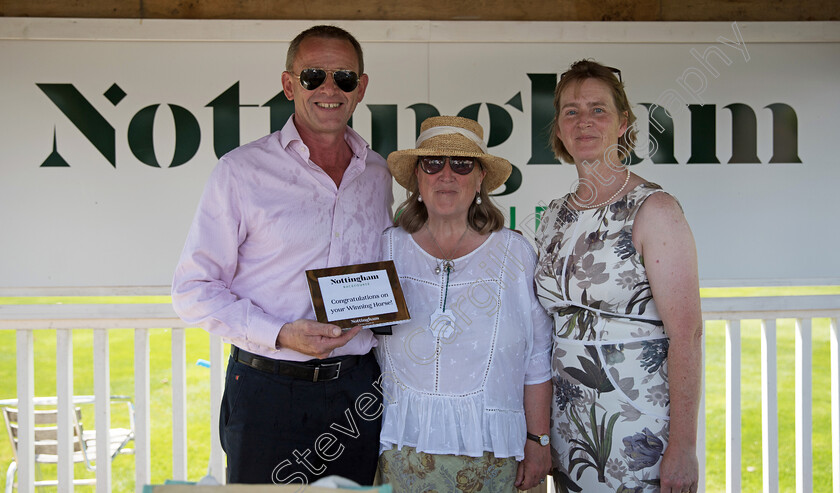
[335,233,340,238]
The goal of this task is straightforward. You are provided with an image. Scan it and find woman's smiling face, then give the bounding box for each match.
[416,157,485,222]
[555,77,628,166]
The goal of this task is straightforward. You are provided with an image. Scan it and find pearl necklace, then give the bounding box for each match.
[571,167,631,209]
[427,223,469,275]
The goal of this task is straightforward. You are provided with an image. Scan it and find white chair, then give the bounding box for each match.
[2,396,135,492]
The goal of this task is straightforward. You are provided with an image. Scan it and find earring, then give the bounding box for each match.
[475,195,482,205]
[418,195,423,203]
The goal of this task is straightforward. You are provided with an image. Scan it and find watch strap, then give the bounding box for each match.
[526,432,549,446]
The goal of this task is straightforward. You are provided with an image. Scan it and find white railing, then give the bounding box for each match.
[0,294,226,493]
[700,295,840,493]
[0,291,839,492]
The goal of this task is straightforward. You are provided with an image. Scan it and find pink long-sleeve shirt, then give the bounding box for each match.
[172,117,394,360]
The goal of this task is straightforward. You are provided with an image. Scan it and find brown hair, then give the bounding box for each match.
[549,59,637,164]
[394,163,505,235]
[285,25,365,74]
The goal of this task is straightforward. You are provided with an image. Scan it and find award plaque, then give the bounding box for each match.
[305,260,410,331]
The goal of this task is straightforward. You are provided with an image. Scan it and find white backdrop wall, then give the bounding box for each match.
[1,19,838,288]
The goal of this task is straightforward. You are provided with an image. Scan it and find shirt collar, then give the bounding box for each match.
[278,116,370,165]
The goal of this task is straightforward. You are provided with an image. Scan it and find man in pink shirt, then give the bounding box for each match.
[172,25,393,485]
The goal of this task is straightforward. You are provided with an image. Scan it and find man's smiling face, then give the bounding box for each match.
[282,36,368,140]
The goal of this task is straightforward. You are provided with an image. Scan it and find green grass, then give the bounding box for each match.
[700,285,840,298]
[1,289,838,491]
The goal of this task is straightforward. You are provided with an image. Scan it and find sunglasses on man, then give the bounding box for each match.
[418,156,478,175]
[291,68,360,92]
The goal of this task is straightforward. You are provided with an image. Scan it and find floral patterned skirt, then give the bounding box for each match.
[379,445,518,492]
[550,335,671,492]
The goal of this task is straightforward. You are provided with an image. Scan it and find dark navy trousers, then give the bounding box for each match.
[219,351,383,485]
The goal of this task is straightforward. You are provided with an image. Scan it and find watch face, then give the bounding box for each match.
[540,434,550,446]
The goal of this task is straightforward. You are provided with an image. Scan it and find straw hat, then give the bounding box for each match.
[387,116,512,193]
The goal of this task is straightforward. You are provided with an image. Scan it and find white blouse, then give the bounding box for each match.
[376,227,552,460]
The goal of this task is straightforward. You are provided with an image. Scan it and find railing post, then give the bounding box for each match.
[795,318,812,493]
[725,319,741,493]
[209,334,226,483]
[15,330,35,492]
[761,319,778,493]
[831,317,839,493]
[134,328,151,492]
[172,327,188,480]
[93,328,112,493]
[57,329,75,492]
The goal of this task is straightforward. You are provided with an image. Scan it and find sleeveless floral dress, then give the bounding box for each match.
[535,183,672,492]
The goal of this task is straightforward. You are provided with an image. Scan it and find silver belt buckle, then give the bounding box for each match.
[313,361,341,382]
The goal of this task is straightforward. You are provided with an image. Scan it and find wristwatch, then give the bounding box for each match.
[527,432,550,446]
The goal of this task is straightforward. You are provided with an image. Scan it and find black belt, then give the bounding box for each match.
[231,346,361,382]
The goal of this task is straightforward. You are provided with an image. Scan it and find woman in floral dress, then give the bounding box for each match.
[535,60,703,493]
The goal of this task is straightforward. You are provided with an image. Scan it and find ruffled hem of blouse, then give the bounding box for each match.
[378,385,527,460]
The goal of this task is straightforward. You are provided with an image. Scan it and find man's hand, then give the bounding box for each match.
[276,319,362,359]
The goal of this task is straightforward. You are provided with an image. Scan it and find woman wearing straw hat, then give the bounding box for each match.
[535,60,702,493]
[375,116,553,491]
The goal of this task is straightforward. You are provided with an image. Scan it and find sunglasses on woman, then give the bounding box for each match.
[418,156,477,175]
[292,68,360,92]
